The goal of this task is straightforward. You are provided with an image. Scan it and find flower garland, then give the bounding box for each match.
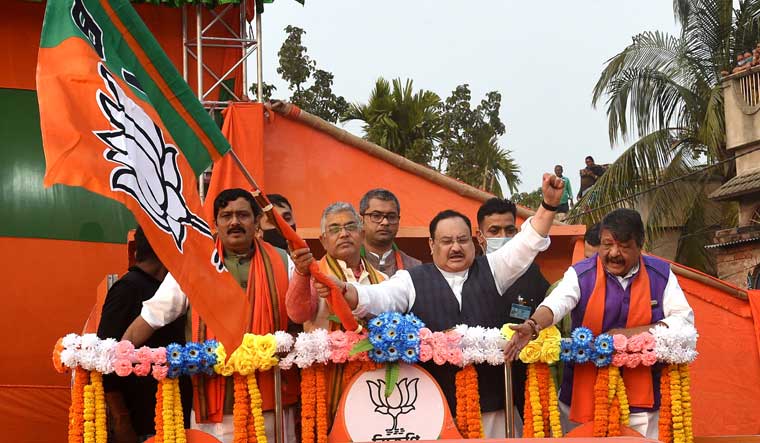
[83,383,95,443]
[173,379,187,443]
[315,365,328,443]
[155,380,164,443]
[592,366,609,437]
[301,366,316,443]
[527,363,544,438]
[90,372,107,443]
[54,318,699,443]
[248,374,267,443]
[454,365,483,438]
[68,367,88,443]
[659,367,672,443]
[233,374,250,443]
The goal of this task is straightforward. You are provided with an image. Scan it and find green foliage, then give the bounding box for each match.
[573,0,760,272]
[343,78,443,164]
[250,26,348,122]
[249,81,277,102]
[438,85,519,196]
[512,187,543,211]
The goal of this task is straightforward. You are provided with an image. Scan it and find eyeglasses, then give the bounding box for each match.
[324,222,361,236]
[362,212,400,225]
[434,236,473,247]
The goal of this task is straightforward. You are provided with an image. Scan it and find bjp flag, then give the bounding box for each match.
[37,0,249,351]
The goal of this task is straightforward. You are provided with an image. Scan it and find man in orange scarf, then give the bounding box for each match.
[505,208,694,439]
[122,188,298,443]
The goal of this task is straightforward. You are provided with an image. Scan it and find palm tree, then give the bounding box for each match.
[477,136,521,197]
[342,77,443,165]
[571,0,760,272]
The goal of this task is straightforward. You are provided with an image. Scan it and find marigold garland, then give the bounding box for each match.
[300,366,316,443]
[155,380,164,443]
[607,366,620,437]
[679,364,693,443]
[593,366,609,437]
[162,378,176,443]
[535,363,551,432]
[454,369,467,436]
[546,368,562,437]
[248,374,267,443]
[89,372,107,443]
[464,366,483,439]
[233,374,250,443]
[670,364,685,443]
[659,367,672,443]
[522,371,533,438]
[83,384,95,443]
[527,363,544,438]
[172,379,187,443]
[616,374,629,426]
[68,367,88,443]
[315,365,329,443]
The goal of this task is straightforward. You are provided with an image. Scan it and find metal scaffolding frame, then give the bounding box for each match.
[181,0,263,110]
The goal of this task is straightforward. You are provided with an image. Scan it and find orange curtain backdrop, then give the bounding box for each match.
[0,237,129,443]
[675,272,760,436]
[204,102,265,221]
[1,0,244,99]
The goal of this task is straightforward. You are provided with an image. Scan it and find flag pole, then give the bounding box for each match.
[504,361,515,438]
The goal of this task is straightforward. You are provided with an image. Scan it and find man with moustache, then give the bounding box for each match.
[311,173,565,438]
[504,208,694,439]
[358,189,421,276]
[122,188,298,443]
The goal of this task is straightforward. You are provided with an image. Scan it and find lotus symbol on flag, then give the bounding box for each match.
[93,63,211,250]
[366,377,419,433]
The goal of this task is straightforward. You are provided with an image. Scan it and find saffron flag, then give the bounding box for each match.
[37,0,249,351]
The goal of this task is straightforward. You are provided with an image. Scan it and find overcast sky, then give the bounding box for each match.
[252,0,680,196]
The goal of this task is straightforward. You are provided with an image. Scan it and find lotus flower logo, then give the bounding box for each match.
[367,377,420,440]
[93,63,212,251]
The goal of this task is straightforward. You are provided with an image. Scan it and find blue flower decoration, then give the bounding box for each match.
[593,352,612,368]
[573,344,592,364]
[386,346,399,361]
[369,332,385,347]
[203,339,219,355]
[571,327,594,346]
[168,365,182,379]
[167,343,183,366]
[403,332,420,346]
[370,317,384,329]
[404,313,425,329]
[560,338,574,362]
[401,347,419,364]
[184,342,203,361]
[383,328,399,341]
[371,348,388,363]
[184,361,200,376]
[594,334,614,356]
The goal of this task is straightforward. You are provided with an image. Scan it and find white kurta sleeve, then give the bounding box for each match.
[659,270,695,330]
[487,216,551,294]
[538,267,582,325]
[352,270,417,318]
[140,273,189,329]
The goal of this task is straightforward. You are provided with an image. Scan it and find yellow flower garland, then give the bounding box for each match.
[669,364,685,443]
[547,367,562,437]
[173,379,187,443]
[679,364,693,443]
[90,372,107,443]
[83,384,95,443]
[615,371,630,426]
[247,374,267,443]
[162,379,176,443]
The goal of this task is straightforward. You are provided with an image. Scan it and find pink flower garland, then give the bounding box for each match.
[612,332,658,368]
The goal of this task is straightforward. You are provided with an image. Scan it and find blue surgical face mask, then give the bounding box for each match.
[485,236,512,254]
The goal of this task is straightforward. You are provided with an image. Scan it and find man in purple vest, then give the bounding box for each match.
[312,173,566,438]
[504,208,694,439]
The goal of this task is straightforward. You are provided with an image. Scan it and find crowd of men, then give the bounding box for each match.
[97,172,693,442]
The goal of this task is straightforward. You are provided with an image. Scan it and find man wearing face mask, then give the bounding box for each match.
[259,193,297,250]
[475,198,549,430]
